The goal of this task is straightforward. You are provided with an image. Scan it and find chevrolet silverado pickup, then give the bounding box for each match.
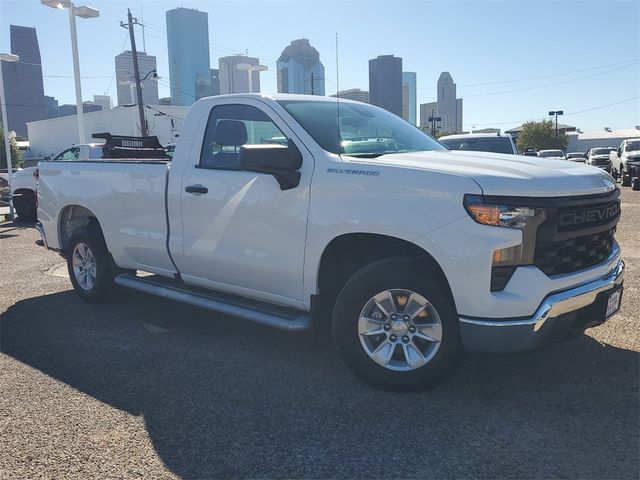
[612,138,640,186]
[37,94,624,391]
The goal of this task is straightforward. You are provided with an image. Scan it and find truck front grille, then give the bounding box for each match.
[533,228,616,276]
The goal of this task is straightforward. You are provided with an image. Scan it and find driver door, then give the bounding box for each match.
[170,100,314,307]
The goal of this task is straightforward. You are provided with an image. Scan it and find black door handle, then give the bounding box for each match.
[185,185,208,194]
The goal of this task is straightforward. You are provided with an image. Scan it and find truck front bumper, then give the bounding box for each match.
[459,260,624,353]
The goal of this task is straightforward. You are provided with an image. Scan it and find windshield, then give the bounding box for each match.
[592,148,613,155]
[626,141,640,151]
[277,100,444,157]
[439,136,514,154]
[538,150,564,157]
[566,153,583,159]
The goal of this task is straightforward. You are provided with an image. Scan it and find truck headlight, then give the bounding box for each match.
[463,194,544,229]
[464,195,548,291]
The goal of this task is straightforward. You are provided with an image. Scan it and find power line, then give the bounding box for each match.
[417,58,639,90]
[462,96,640,127]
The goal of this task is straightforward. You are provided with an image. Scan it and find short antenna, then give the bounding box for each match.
[335,32,341,156]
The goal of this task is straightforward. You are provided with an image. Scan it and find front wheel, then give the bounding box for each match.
[332,258,463,391]
[67,226,115,303]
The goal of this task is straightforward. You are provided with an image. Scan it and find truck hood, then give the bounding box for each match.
[624,150,640,160]
[355,150,616,197]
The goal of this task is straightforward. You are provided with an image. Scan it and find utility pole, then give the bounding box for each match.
[121,9,147,137]
[428,108,441,137]
[311,72,314,95]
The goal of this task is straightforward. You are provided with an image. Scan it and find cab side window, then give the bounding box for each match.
[54,147,80,161]
[199,104,287,170]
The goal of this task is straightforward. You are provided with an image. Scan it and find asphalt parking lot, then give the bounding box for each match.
[1,189,639,480]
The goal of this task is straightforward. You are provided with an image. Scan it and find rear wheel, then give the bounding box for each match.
[14,192,37,222]
[67,226,115,303]
[332,258,463,391]
[621,173,631,187]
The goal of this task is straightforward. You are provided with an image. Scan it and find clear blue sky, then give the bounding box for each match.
[1,0,639,131]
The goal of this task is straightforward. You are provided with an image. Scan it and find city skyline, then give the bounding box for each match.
[0,0,638,132]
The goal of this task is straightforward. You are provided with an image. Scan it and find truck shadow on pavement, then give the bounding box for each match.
[1,288,639,479]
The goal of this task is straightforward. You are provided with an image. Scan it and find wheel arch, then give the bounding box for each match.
[315,233,455,315]
[58,204,103,253]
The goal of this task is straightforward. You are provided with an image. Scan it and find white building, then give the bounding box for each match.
[566,127,640,153]
[330,88,369,103]
[218,55,261,94]
[26,105,187,158]
[115,50,159,106]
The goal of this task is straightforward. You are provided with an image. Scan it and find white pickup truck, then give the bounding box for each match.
[37,94,624,391]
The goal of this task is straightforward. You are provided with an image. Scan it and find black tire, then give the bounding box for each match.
[66,226,115,303]
[621,173,631,187]
[14,192,37,222]
[332,258,463,391]
[632,178,640,191]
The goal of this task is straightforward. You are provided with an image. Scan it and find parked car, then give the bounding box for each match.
[37,94,624,391]
[10,143,104,221]
[585,147,615,173]
[611,138,640,186]
[522,147,538,157]
[438,133,519,155]
[537,149,565,160]
[566,152,585,162]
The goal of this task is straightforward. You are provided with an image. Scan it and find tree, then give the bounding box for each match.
[516,120,568,152]
[435,130,456,138]
[0,124,23,169]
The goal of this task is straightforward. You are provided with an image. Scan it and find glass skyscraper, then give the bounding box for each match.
[277,39,325,96]
[402,72,417,125]
[166,8,211,106]
[1,25,56,137]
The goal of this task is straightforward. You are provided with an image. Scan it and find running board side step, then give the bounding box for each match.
[114,273,311,331]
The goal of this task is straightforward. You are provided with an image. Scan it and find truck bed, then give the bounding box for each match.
[37,160,176,276]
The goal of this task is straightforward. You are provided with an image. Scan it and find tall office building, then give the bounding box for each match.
[218,55,261,94]
[44,95,59,118]
[437,72,462,133]
[368,55,403,116]
[1,25,56,137]
[210,69,220,96]
[115,50,159,106]
[402,72,417,125]
[93,95,112,110]
[419,72,463,134]
[166,7,211,106]
[277,39,325,95]
[58,102,102,117]
[330,88,369,103]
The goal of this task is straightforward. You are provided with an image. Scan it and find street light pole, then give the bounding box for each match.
[549,110,564,139]
[67,3,85,143]
[236,63,268,94]
[428,108,441,137]
[0,52,19,220]
[41,1,99,144]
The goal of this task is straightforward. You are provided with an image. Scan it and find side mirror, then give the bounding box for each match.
[617,148,622,157]
[238,139,303,190]
[44,156,51,161]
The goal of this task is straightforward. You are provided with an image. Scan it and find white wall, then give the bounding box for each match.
[26,105,188,158]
